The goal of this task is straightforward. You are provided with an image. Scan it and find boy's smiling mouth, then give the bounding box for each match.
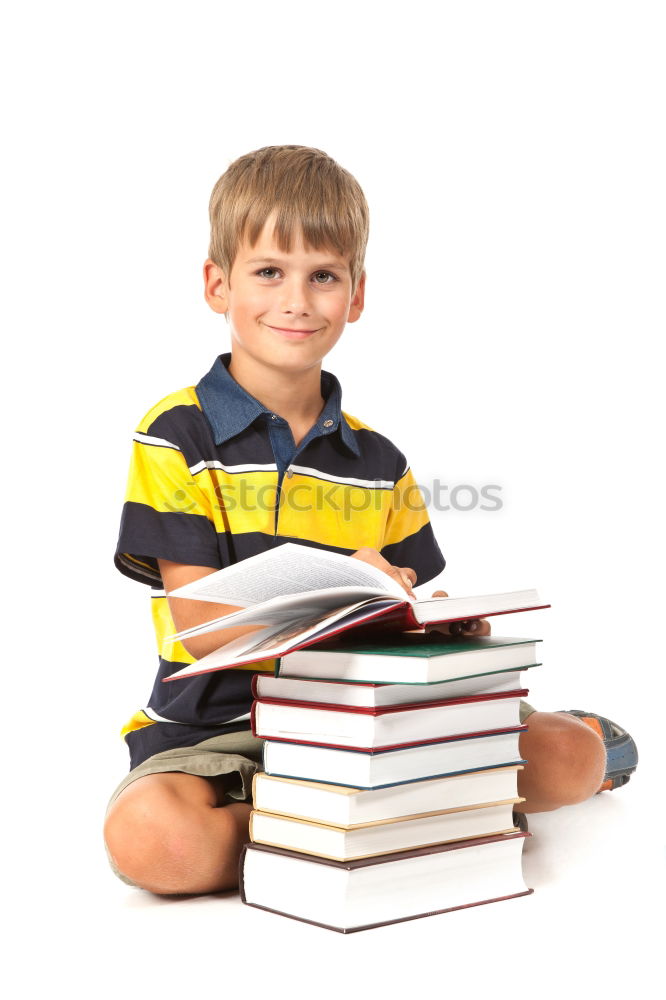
[264,324,321,339]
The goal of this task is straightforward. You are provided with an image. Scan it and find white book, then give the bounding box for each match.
[252,766,523,827]
[249,799,522,861]
[161,544,548,680]
[255,667,534,708]
[240,834,532,932]
[262,728,526,788]
[253,691,525,750]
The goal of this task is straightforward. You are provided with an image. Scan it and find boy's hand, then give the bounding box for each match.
[426,590,492,638]
[351,547,416,599]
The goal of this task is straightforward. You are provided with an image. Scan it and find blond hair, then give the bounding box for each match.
[208,145,369,293]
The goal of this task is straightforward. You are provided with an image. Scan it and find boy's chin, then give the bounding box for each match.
[232,334,340,372]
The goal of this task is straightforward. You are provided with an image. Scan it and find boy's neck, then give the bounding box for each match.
[228,353,326,444]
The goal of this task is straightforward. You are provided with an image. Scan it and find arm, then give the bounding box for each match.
[159,549,418,661]
[158,559,264,661]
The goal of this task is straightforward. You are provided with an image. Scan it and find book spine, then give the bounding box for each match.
[254,689,529,716]
[253,723,528,754]
[241,889,534,933]
[238,843,248,903]
[286,600,413,652]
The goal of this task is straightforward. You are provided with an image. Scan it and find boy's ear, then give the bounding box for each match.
[347,270,366,324]
[203,258,229,314]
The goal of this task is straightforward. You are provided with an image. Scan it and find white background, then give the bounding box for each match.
[2,1,663,996]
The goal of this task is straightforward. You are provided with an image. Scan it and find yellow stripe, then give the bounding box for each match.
[341,411,374,433]
[194,468,278,536]
[121,710,157,738]
[124,440,214,519]
[124,553,155,572]
[277,474,390,550]
[382,467,430,547]
[136,386,201,434]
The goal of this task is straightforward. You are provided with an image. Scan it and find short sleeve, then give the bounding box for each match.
[114,430,222,586]
[379,455,446,587]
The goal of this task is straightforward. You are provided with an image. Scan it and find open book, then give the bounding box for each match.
[164,543,549,681]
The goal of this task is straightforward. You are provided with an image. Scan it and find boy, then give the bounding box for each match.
[105,145,637,895]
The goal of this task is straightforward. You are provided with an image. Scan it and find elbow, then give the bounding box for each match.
[180,637,204,661]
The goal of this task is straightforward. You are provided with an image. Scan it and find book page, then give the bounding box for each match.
[170,543,400,607]
[165,598,401,679]
[168,587,387,642]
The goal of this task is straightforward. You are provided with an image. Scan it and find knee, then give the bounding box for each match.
[104,783,203,894]
[524,712,607,806]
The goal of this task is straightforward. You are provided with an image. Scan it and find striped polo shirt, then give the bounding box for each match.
[115,353,446,769]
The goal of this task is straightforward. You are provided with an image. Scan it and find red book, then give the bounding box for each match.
[164,585,549,683]
[250,689,528,751]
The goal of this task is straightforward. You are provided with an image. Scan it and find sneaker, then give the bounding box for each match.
[562,710,638,791]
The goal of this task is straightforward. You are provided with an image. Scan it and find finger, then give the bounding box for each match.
[431,590,449,598]
[459,618,492,637]
[399,567,417,586]
[385,565,416,599]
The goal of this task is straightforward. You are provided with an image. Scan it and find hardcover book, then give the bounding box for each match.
[163,544,549,680]
[249,798,523,861]
[251,689,528,750]
[252,766,524,826]
[240,833,532,932]
[262,727,527,788]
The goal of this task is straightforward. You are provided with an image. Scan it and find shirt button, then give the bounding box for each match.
[286,468,294,478]
[271,414,278,421]
[323,419,334,428]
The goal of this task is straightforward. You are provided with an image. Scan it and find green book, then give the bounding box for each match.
[277,635,541,685]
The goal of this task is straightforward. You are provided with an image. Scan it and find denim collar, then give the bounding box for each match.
[196,353,360,456]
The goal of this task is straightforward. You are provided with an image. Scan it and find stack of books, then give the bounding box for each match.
[164,546,549,933]
[241,633,542,933]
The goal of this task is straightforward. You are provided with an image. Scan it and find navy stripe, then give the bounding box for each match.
[116,502,222,581]
[146,405,405,485]
[125,721,253,771]
[380,522,446,585]
[148,660,257,725]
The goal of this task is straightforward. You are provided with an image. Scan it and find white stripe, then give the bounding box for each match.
[287,464,395,490]
[189,459,278,476]
[142,707,186,724]
[134,431,179,450]
[151,589,166,598]
[399,460,410,479]
[222,711,251,724]
[141,707,251,726]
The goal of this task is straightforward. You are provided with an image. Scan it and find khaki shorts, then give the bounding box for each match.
[106,702,537,886]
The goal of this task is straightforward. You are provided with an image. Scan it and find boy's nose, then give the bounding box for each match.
[279,279,312,314]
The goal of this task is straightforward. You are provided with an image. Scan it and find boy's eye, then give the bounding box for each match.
[255,267,339,284]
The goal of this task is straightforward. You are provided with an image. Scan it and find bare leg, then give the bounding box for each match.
[104,771,252,895]
[518,711,606,813]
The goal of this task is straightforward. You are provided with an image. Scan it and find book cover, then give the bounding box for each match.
[239,833,533,933]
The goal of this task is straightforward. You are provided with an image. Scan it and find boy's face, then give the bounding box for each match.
[204,215,365,377]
